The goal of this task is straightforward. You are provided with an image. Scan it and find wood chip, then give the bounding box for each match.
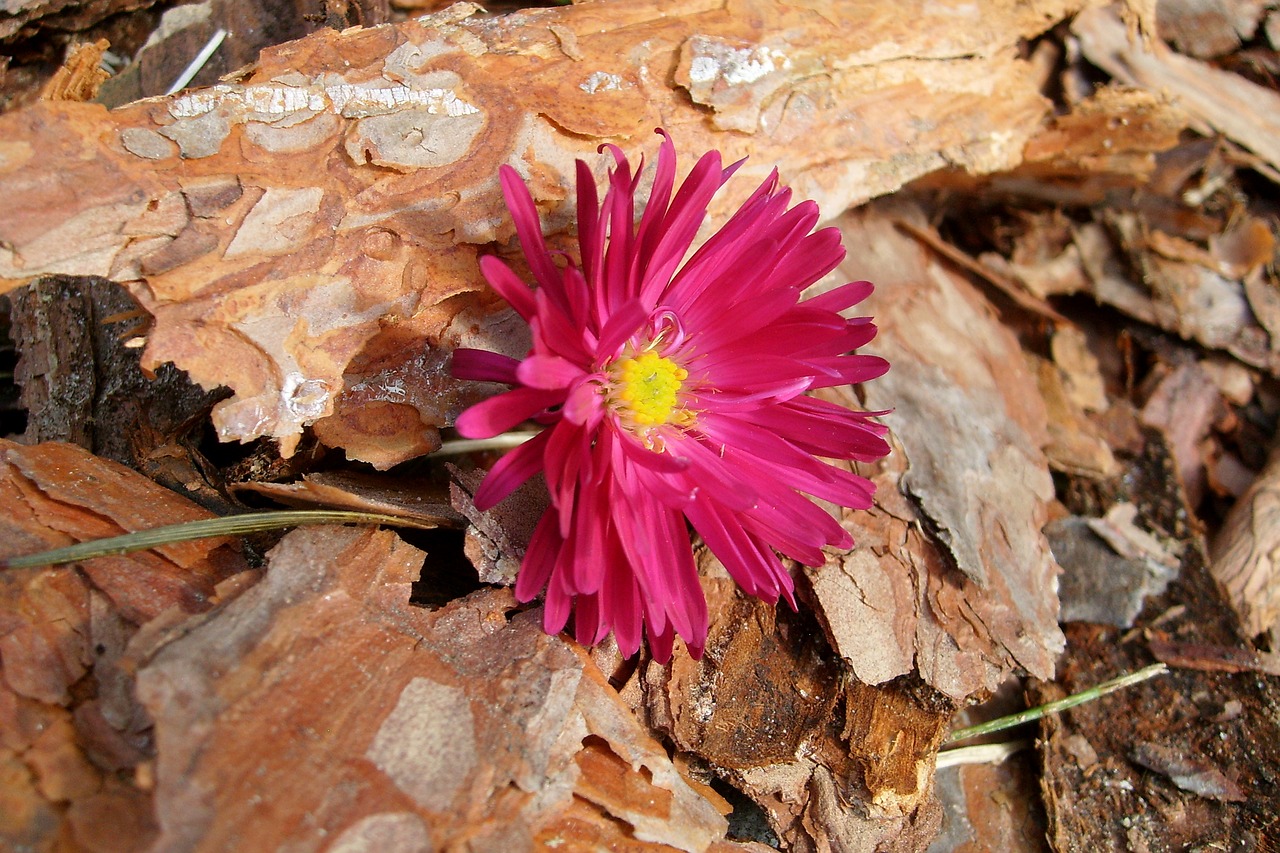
[1210,444,1280,638]
[1075,4,1280,178]
[38,39,111,103]
[1130,741,1247,802]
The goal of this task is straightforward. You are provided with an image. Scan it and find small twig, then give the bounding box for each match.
[432,432,539,457]
[892,217,1067,323]
[2,510,435,570]
[166,28,227,95]
[943,662,1169,745]
[935,739,1031,769]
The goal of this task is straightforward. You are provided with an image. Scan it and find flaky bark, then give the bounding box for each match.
[134,530,732,852]
[820,199,1065,696]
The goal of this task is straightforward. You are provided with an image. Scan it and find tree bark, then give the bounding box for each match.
[0,0,1087,464]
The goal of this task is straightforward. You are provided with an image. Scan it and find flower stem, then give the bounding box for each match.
[432,432,539,457]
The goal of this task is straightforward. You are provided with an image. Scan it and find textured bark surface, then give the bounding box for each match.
[0,440,750,852]
[4,0,1280,850]
[821,201,1065,697]
[0,0,155,41]
[0,0,1083,464]
[1076,4,1280,174]
[4,277,225,472]
[0,440,246,852]
[133,527,736,853]
[640,577,949,852]
[1211,445,1280,640]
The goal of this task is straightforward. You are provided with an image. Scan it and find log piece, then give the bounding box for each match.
[0,0,1085,464]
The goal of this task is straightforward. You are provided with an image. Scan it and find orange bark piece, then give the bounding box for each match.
[0,440,244,623]
[0,567,92,705]
[26,713,102,803]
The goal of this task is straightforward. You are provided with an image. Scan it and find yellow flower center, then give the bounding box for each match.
[609,351,689,428]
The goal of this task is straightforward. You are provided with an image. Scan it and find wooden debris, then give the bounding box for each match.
[4,0,1280,848]
[1034,427,1280,851]
[449,464,547,587]
[0,0,154,42]
[1140,361,1228,508]
[95,0,389,107]
[1014,85,1191,205]
[233,470,464,527]
[1047,515,1175,628]
[0,439,243,620]
[4,276,228,483]
[1148,635,1280,676]
[0,439,251,852]
[1154,0,1267,60]
[641,576,948,850]
[1035,353,1119,479]
[1211,444,1280,640]
[1130,741,1247,802]
[932,758,1047,853]
[37,39,110,102]
[1075,4,1280,177]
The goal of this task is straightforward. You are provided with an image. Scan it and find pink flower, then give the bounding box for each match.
[453,131,889,661]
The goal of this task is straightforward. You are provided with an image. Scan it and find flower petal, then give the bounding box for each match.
[515,511,562,602]
[472,427,551,510]
[455,386,563,438]
[563,381,605,426]
[638,149,730,304]
[595,298,648,359]
[684,495,777,601]
[516,355,586,389]
[745,396,891,460]
[803,279,874,313]
[698,354,819,391]
[674,437,758,512]
[576,158,601,282]
[479,255,536,320]
[500,165,563,298]
[805,354,891,388]
[451,348,520,384]
[543,567,574,635]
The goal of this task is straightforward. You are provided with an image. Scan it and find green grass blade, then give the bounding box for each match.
[2,510,435,570]
[944,662,1169,745]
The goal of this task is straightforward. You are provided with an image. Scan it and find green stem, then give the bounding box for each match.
[2,510,435,570]
[944,662,1169,745]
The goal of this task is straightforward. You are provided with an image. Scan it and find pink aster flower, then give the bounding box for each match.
[453,131,889,661]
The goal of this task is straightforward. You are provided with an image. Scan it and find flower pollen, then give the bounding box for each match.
[610,350,689,428]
